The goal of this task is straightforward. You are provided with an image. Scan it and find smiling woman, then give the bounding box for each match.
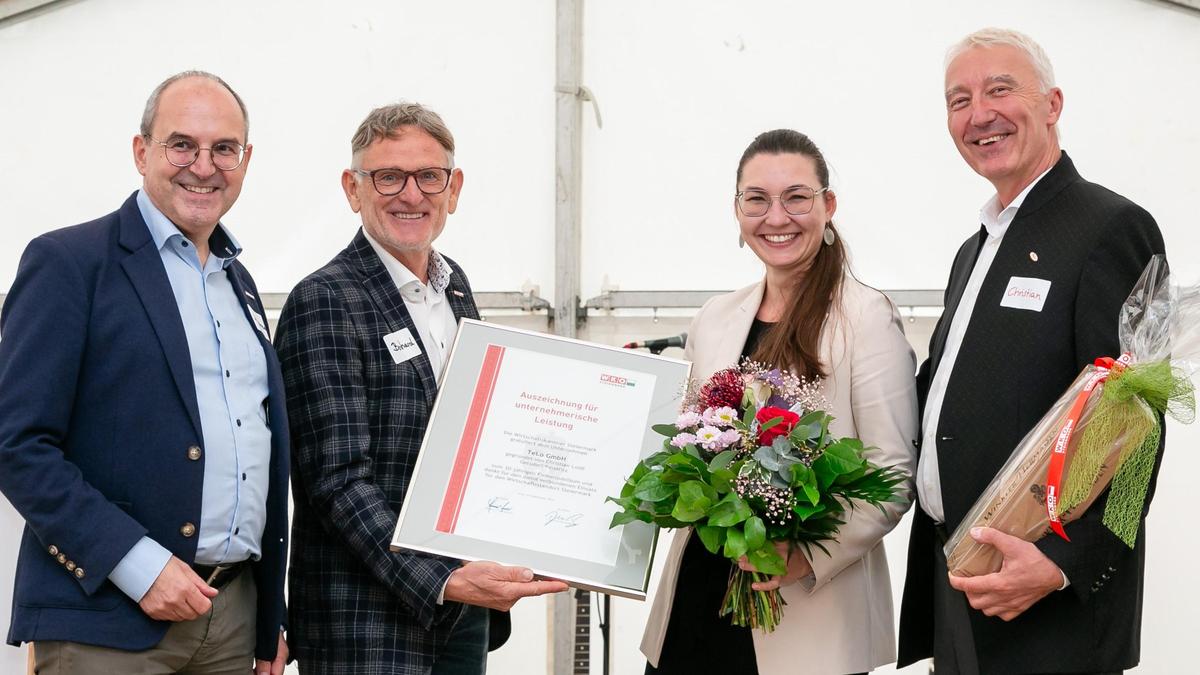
[640,129,919,675]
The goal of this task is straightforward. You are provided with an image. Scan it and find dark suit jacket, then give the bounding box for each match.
[897,153,1166,673]
[276,231,505,674]
[0,193,289,660]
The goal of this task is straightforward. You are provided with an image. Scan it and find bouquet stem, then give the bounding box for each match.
[720,567,787,632]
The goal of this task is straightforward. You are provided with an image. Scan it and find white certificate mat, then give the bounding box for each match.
[391,319,690,599]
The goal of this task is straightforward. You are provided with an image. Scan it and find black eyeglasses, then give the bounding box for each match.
[735,186,831,217]
[146,135,246,171]
[351,167,452,196]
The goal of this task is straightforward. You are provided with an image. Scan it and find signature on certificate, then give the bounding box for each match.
[544,509,583,528]
[487,497,513,514]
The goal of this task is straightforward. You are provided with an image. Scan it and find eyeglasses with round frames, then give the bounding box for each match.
[351,167,453,196]
[145,135,246,171]
[735,186,831,217]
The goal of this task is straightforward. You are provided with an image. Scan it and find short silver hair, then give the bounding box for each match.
[946,27,1056,93]
[350,102,455,167]
[140,71,249,141]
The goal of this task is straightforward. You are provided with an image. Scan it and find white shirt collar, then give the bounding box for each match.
[361,228,452,303]
[978,165,1055,239]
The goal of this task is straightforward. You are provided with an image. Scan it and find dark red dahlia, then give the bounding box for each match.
[699,367,745,410]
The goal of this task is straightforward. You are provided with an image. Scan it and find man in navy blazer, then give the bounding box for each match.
[0,72,289,674]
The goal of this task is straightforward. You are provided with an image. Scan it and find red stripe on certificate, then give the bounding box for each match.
[436,344,506,533]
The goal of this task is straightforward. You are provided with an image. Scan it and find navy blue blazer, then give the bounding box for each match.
[0,192,289,660]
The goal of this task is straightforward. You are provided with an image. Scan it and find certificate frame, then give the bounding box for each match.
[391,319,691,600]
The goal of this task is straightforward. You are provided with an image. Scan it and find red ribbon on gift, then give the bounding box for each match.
[1044,353,1132,541]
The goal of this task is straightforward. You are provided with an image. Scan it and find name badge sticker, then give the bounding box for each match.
[1000,276,1052,312]
[247,307,269,338]
[383,328,423,365]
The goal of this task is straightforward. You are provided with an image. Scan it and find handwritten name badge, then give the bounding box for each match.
[383,328,423,365]
[1000,276,1051,312]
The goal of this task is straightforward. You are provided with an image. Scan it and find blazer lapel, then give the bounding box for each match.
[226,264,278,373]
[116,196,203,440]
[715,281,763,372]
[445,274,479,324]
[927,227,985,375]
[348,232,440,407]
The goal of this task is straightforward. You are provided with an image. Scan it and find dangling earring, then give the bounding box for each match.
[822,224,836,246]
[738,234,746,249]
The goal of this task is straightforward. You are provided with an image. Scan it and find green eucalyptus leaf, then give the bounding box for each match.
[652,423,680,437]
[709,449,737,471]
[754,446,782,471]
[759,415,784,432]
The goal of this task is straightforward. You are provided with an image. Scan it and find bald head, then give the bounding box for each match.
[141,70,249,142]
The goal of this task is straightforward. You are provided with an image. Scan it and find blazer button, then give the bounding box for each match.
[65,561,76,571]
[188,446,202,461]
[180,522,196,537]
[74,568,85,579]
[48,545,59,556]
[57,553,67,564]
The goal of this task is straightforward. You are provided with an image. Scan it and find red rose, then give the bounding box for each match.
[755,407,800,446]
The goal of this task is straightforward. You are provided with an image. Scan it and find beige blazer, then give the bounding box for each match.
[641,277,919,674]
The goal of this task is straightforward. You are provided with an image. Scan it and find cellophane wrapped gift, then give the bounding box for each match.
[945,255,1198,577]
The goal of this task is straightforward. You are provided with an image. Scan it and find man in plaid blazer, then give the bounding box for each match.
[275,103,566,675]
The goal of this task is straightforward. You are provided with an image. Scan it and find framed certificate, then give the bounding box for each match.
[391,319,691,599]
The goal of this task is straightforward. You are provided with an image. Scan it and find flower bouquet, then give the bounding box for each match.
[607,361,907,632]
[945,255,1199,576]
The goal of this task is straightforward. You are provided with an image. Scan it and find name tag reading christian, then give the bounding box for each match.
[436,345,655,567]
[1000,276,1052,312]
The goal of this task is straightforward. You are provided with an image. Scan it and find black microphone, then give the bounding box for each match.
[623,332,687,354]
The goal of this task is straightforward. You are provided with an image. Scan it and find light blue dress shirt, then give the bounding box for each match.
[108,191,272,602]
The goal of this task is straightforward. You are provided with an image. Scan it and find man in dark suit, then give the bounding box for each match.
[897,28,1166,675]
[275,102,566,675]
[0,72,288,674]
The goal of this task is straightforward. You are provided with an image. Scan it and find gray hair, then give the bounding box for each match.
[350,102,455,166]
[140,71,249,141]
[946,28,1056,93]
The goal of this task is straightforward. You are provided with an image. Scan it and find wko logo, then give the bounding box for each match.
[599,373,636,388]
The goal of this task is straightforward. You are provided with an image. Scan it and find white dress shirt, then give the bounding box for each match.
[917,168,1052,523]
[362,229,459,383]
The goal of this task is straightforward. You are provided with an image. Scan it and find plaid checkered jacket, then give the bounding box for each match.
[276,231,481,674]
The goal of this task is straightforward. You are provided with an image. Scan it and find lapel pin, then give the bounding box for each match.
[1029,251,1039,262]
[451,290,465,298]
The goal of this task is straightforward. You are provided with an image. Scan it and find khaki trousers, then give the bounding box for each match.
[34,569,257,675]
